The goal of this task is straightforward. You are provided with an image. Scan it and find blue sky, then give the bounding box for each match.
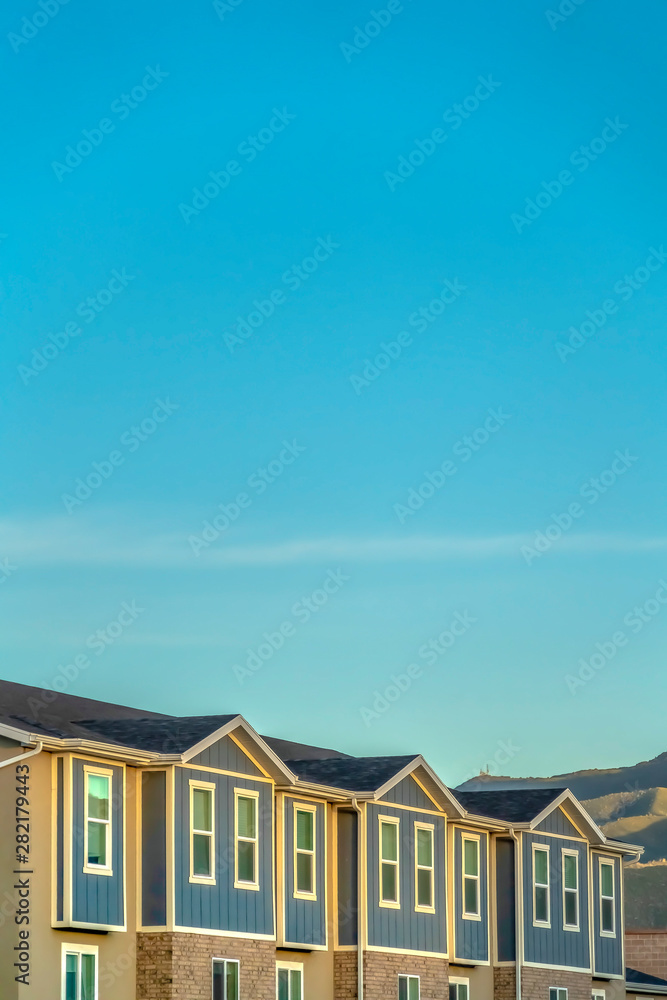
[2,0,666,786]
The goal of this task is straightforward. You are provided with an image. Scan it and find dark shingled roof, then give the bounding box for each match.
[262,736,351,762]
[627,967,667,990]
[455,787,566,822]
[285,755,418,792]
[73,715,240,754]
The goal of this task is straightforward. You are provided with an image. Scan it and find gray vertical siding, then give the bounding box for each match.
[283,797,326,946]
[381,775,435,811]
[56,757,64,922]
[71,758,125,927]
[142,770,167,926]
[174,767,274,935]
[189,735,264,775]
[522,832,590,970]
[366,803,447,954]
[495,838,515,961]
[535,807,582,839]
[591,853,623,977]
[453,827,489,962]
[337,809,358,946]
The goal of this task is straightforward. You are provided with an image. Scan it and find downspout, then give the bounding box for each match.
[351,798,364,1000]
[0,741,43,769]
[509,828,522,1000]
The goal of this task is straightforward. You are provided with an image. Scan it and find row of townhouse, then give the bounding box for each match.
[0,678,661,1000]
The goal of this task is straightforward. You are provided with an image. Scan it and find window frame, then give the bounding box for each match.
[450,976,470,1000]
[599,859,616,937]
[212,957,240,1000]
[378,814,401,909]
[461,832,481,921]
[293,802,317,901]
[234,787,260,891]
[82,765,113,876]
[532,843,551,928]
[562,848,580,932]
[189,779,216,885]
[549,989,568,1000]
[414,821,435,914]
[398,973,420,1000]
[276,960,304,1000]
[61,942,98,1000]
[592,991,606,1000]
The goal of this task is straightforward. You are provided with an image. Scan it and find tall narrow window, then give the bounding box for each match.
[462,836,480,918]
[62,945,97,1000]
[415,823,434,911]
[379,816,400,906]
[450,980,469,1000]
[600,861,615,935]
[190,781,215,881]
[212,959,239,1000]
[84,768,111,873]
[398,974,420,1000]
[277,963,303,1000]
[294,805,316,898]
[533,846,550,925]
[562,850,579,929]
[235,789,259,889]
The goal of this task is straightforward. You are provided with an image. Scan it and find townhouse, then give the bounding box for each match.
[0,679,644,1000]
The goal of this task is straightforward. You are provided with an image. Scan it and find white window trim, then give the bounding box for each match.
[212,957,240,1000]
[378,814,401,909]
[549,988,568,1000]
[450,976,470,1000]
[592,991,606,1000]
[82,765,113,877]
[562,848,580,932]
[599,859,616,937]
[414,821,435,914]
[532,843,551,928]
[276,961,304,1000]
[398,973,420,999]
[190,779,216,884]
[61,942,98,1000]
[234,787,260,891]
[293,802,317,901]
[461,833,481,921]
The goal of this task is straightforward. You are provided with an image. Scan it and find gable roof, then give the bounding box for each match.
[627,967,667,993]
[73,715,240,754]
[262,735,351,762]
[456,788,566,822]
[285,755,419,791]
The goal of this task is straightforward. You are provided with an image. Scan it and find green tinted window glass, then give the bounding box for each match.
[87,774,109,820]
[458,985,468,1000]
[277,969,289,1000]
[381,821,397,861]
[565,891,577,926]
[296,810,313,851]
[417,868,432,907]
[464,839,478,876]
[296,852,313,894]
[534,849,548,885]
[65,954,78,1000]
[381,861,397,902]
[87,820,107,866]
[212,961,224,1000]
[601,863,613,897]
[417,828,432,867]
[226,960,239,1000]
[193,832,211,876]
[535,885,548,922]
[237,839,255,882]
[408,977,420,1000]
[81,953,96,1000]
[290,969,302,998]
[399,978,408,1000]
[193,788,212,832]
[237,796,256,839]
[464,876,478,914]
[564,854,577,889]
[601,897,614,932]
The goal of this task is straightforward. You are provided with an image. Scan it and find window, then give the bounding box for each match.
[62,945,97,1000]
[562,850,579,930]
[533,845,550,925]
[83,767,112,874]
[550,989,567,1000]
[450,978,469,1000]
[415,823,434,912]
[294,804,316,898]
[212,959,239,1000]
[462,835,480,918]
[379,816,400,907]
[398,974,420,1000]
[277,962,303,1000]
[235,788,259,889]
[592,991,606,1000]
[189,780,215,882]
[600,860,615,935]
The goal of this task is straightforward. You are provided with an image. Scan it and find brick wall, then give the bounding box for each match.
[363,950,448,1000]
[334,951,359,999]
[626,931,667,981]
[136,932,276,1000]
[520,967,592,1000]
[494,966,516,1000]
